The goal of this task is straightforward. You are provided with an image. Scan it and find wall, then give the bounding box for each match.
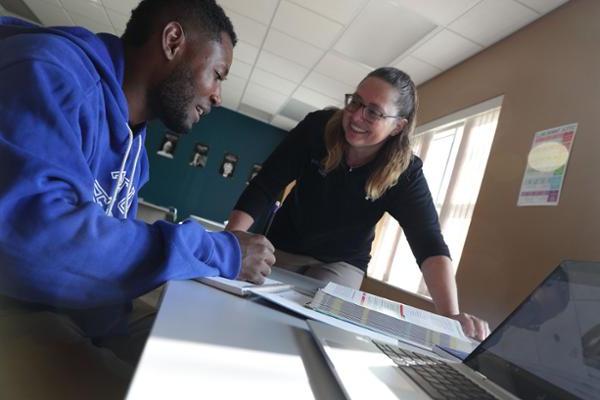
[140,107,286,225]
[412,0,600,327]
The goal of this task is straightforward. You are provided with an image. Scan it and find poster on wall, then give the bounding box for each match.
[517,123,577,206]
[246,164,262,185]
[219,153,238,178]
[189,143,209,168]
[157,133,178,159]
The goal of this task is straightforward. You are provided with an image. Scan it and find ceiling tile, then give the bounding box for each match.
[315,52,372,87]
[242,83,288,114]
[60,0,111,26]
[293,86,342,110]
[23,0,72,26]
[263,30,323,68]
[2,0,41,21]
[222,74,247,93]
[68,11,115,34]
[411,29,482,70]
[106,8,128,34]
[238,103,273,123]
[334,0,437,66]
[272,1,343,49]
[28,0,62,7]
[288,0,366,25]
[388,0,480,26]
[250,69,297,96]
[515,0,568,14]
[100,0,139,16]
[234,40,259,65]
[303,71,354,101]
[225,9,268,47]
[255,50,309,83]
[229,59,253,80]
[221,74,245,110]
[279,98,317,121]
[449,0,539,46]
[271,114,299,131]
[218,0,278,25]
[221,88,243,110]
[393,56,442,86]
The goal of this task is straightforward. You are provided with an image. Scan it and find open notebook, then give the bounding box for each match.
[196,276,292,296]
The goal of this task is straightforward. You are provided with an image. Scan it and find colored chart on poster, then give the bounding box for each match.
[517,123,577,206]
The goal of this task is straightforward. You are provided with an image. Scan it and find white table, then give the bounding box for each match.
[126,269,345,399]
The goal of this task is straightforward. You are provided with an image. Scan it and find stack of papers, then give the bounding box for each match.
[306,283,478,353]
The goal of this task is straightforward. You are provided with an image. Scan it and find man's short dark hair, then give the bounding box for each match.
[122,0,237,47]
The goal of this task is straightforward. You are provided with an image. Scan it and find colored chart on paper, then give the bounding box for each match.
[518,123,577,206]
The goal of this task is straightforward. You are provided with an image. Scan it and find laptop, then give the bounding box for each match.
[308,260,600,400]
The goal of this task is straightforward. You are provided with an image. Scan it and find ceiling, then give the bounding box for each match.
[1,0,568,130]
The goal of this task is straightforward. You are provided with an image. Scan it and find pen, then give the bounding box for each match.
[263,201,280,236]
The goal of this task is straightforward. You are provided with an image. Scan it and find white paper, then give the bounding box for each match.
[197,276,291,296]
[251,290,400,346]
[322,282,467,339]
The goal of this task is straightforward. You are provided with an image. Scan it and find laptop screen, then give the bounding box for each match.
[464,261,600,400]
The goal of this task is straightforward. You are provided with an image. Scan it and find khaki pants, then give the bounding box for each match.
[0,297,156,400]
[274,249,365,289]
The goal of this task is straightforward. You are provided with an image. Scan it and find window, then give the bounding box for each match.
[369,97,502,296]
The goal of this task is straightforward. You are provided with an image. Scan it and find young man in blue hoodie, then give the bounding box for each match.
[0,0,275,398]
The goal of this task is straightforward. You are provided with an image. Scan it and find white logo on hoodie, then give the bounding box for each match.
[93,172,135,217]
[93,132,143,219]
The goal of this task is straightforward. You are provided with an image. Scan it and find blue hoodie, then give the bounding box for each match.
[0,17,241,336]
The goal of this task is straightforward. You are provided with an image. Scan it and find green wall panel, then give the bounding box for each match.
[139,107,287,224]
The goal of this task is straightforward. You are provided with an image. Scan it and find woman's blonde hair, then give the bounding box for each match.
[322,67,418,201]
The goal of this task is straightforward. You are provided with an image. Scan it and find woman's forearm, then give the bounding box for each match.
[225,210,255,232]
[421,255,460,316]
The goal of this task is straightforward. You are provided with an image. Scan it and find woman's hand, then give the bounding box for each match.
[449,312,490,341]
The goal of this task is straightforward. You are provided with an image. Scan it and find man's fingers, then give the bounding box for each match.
[260,265,272,277]
[264,251,276,266]
[240,268,265,284]
[233,229,276,284]
[256,235,275,253]
[266,240,275,253]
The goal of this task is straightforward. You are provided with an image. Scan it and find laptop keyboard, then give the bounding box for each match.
[374,342,498,400]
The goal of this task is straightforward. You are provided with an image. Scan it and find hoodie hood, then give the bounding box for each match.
[1,16,149,219]
[0,16,128,123]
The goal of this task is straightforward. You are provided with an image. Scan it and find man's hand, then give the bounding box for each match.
[449,313,490,341]
[230,231,275,284]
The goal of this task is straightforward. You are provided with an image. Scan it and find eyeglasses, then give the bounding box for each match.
[344,94,402,123]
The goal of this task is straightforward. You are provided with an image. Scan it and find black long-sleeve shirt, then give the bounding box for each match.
[234,109,450,271]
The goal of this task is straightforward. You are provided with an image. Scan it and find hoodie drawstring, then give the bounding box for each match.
[105,124,139,218]
[124,136,143,218]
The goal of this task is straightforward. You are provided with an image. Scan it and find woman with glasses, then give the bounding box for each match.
[226,67,489,340]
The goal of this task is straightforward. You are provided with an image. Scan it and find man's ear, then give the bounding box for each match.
[162,21,186,61]
[391,118,408,136]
